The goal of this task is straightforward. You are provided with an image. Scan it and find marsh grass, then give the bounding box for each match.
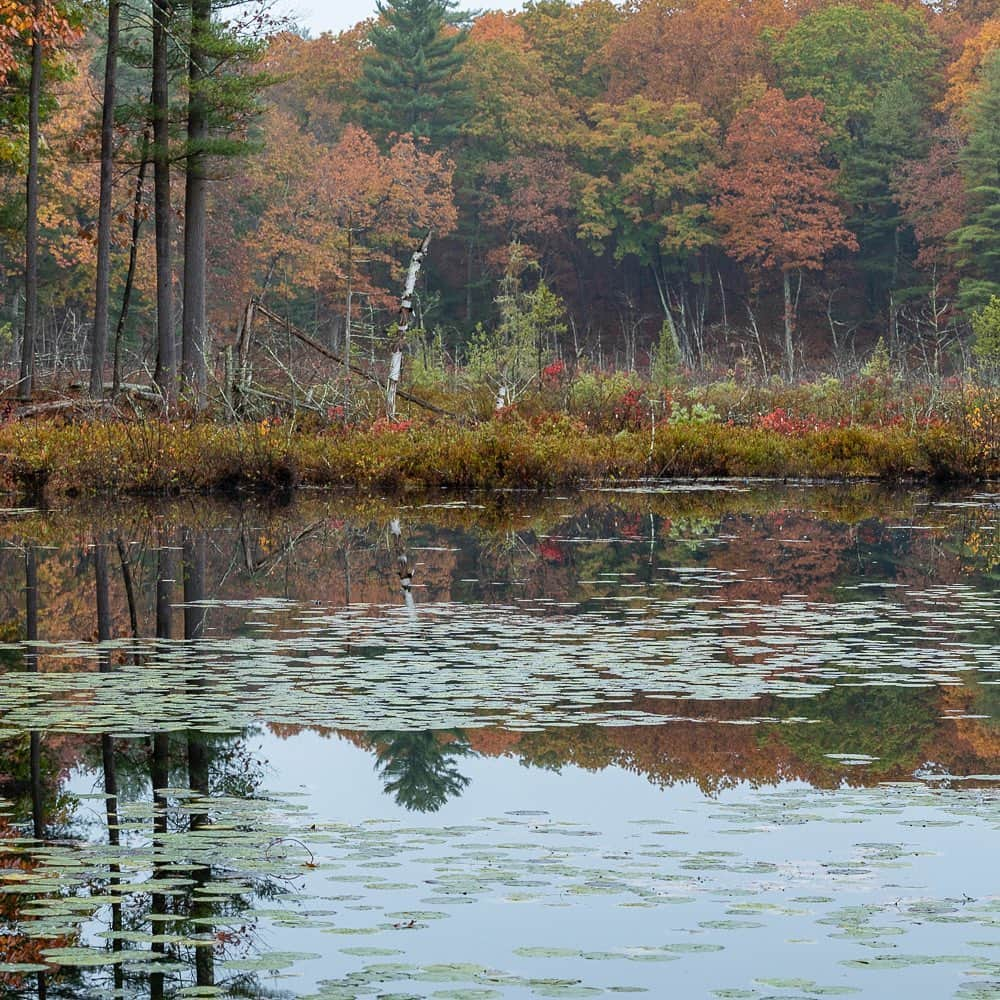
[0,411,993,498]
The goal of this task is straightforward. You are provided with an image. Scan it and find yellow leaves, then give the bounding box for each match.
[941,19,1000,117]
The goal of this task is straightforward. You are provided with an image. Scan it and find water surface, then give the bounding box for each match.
[0,484,997,998]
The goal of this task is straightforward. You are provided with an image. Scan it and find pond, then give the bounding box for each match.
[0,483,997,999]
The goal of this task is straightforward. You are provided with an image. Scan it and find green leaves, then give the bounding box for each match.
[360,0,472,148]
[576,97,719,265]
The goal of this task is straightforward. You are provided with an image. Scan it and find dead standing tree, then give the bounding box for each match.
[228,232,449,421]
[386,232,431,420]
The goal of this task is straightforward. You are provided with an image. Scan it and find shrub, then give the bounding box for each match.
[971,296,1000,384]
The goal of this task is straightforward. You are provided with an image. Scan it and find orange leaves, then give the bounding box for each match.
[0,0,81,85]
[599,0,777,123]
[220,108,457,305]
[712,88,857,273]
[941,18,1000,117]
[263,28,368,143]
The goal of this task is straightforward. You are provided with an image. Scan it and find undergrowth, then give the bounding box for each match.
[0,404,994,499]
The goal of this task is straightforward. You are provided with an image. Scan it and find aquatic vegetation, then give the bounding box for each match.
[0,488,996,997]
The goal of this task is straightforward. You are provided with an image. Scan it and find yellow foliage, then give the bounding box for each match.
[941,19,1000,116]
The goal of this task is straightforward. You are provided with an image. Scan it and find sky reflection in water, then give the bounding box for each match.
[0,484,997,998]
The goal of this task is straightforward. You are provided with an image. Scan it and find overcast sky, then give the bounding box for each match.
[276,0,520,36]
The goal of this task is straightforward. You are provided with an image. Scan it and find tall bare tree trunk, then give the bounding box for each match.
[182,0,210,408]
[18,1,43,401]
[113,132,150,396]
[783,268,795,382]
[90,0,119,398]
[152,0,175,400]
[344,220,353,417]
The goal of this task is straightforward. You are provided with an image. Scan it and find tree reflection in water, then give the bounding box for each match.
[367,730,474,812]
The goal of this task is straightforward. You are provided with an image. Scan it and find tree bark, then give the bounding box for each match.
[113,132,149,396]
[152,0,175,400]
[90,0,119,398]
[18,1,43,401]
[182,0,210,408]
[783,268,795,382]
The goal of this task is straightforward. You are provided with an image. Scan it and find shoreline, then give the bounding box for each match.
[1,417,995,500]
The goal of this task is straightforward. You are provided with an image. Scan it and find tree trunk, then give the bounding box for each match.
[18,2,43,401]
[152,0,175,400]
[113,132,150,396]
[783,269,795,382]
[182,0,210,408]
[25,548,43,839]
[650,266,682,363]
[90,0,119,398]
[344,222,353,416]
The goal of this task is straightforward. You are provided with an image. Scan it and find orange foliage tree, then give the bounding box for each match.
[941,18,1000,116]
[712,88,857,379]
[598,0,786,124]
[210,116,457,333]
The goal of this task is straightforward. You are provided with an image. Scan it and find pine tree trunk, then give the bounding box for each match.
[113,132,150,396]
[18,3,43,401]
[90,0,119,399]
[152,0,175,400]
[182,0,210,409]
[783,269,795,382]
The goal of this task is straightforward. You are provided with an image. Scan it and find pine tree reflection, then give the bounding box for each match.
[24,545,45,1000]
[94,536,124,994]
[149,535,173,1000]
[25,547,43,842]
[368,731,473,812]
[183,528,214,992]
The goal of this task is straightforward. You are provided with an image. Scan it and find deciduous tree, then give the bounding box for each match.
[576,96,719,362]
[13,0,79,399]
[519,0,622,108]
[712,88,857,379]
[599,0,781,124]
[774,2,940,313]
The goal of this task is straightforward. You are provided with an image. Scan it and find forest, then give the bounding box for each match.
[0,0,998,484]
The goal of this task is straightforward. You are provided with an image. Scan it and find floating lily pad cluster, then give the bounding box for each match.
[0,582,995,741]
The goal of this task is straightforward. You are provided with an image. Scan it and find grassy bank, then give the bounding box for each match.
[0,410,995,498]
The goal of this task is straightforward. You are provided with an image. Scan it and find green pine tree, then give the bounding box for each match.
[954,51,1000,313]
[359,0,471,148]
[840,79,928,305]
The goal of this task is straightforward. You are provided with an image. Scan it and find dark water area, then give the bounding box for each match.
[0,484,997,999]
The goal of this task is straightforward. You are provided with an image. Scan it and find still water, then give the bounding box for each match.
[0,484,997,999]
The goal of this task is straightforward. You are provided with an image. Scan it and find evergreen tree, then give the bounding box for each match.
[359,0,471,148]
[180,4,270,407]
[839,79,928,307]
[954,50,1000,312]
[775,2,940,313]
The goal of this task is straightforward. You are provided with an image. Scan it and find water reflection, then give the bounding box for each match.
[366,730,473,812]
[0,487,996,995]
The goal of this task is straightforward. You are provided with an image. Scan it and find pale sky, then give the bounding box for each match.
[276,0,521,36]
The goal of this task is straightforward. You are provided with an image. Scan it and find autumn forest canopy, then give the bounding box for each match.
[2,0,1000,403]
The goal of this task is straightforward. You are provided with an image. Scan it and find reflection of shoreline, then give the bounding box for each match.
[268,684,999,795]
[0,489,996,802]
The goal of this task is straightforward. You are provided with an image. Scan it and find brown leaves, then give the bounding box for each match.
[712,88,857,273]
